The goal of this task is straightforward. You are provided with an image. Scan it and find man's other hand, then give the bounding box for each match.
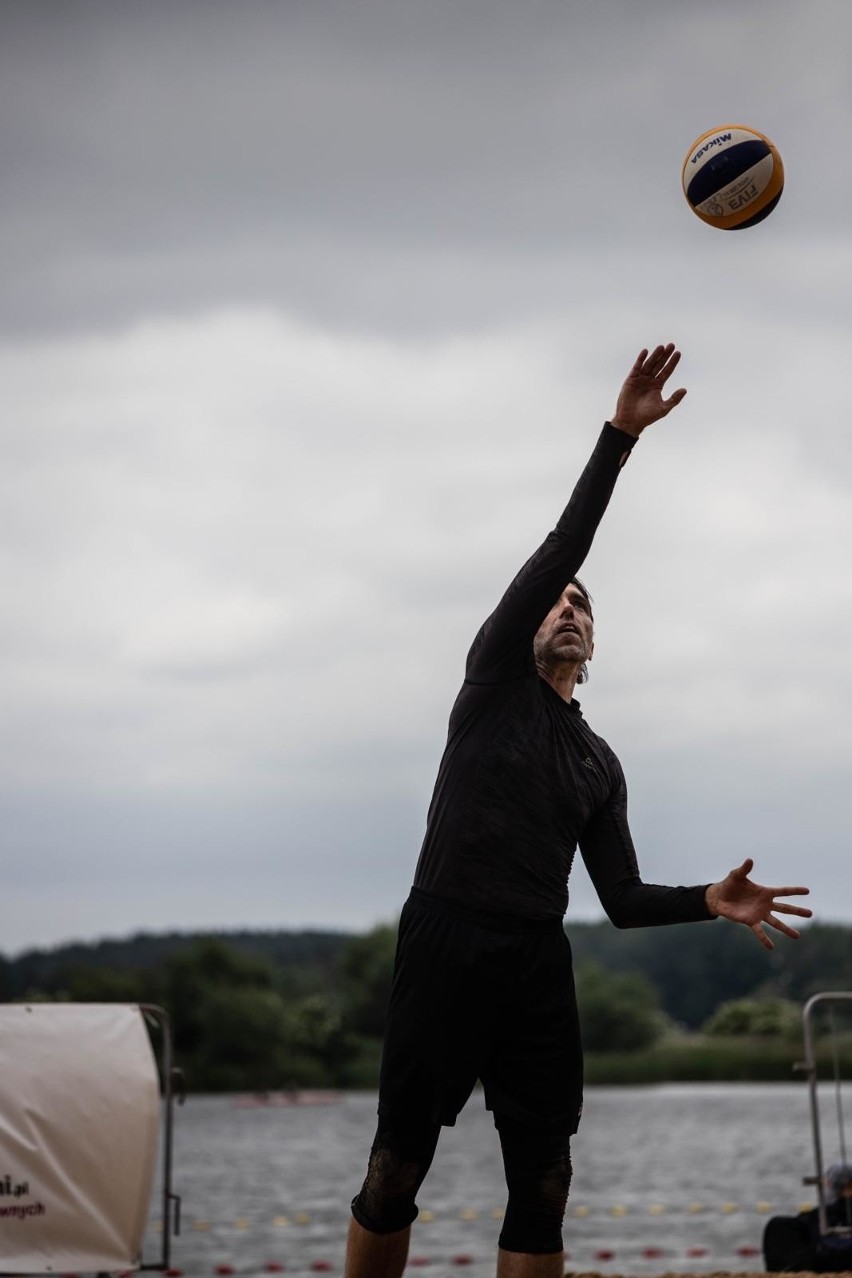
[705,858,812,951]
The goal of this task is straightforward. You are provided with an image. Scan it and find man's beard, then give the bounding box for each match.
[548,636,586,663]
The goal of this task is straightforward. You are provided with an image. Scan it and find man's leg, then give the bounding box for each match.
[345,1113,441,1278]
[345,1203,566,1278]
[493,1114,573,1276]
[344,1216,411,1278]
[495,1247,565,1277]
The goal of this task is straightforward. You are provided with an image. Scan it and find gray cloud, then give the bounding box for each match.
[2,0,851,336]
[1,1,850,952]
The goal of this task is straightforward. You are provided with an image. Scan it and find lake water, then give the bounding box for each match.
[147,1082,845,1276]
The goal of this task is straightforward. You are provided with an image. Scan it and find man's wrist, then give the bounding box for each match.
[610,416,643,439]
[705,883,721,917]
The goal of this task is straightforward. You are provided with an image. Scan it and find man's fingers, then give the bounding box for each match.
[766,915,802,940]
[752,923,774,951]
[661,388,687,414]
[657,349,682,384]
[771,900,812,918]
[642,344,675,377]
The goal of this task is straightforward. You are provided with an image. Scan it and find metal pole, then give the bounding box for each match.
[802,993,828,1236]
[140,1003,181,1272]
[802,992,852,1240]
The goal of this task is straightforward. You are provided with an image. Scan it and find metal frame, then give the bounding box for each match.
[798,991,852,1240]
[138,1003,184,1271]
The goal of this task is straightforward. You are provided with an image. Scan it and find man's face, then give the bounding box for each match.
[533,583,595,669]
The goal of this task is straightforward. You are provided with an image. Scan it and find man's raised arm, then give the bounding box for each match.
[466,344,687,684]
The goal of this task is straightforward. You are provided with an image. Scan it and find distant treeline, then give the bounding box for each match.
[0,928,348,1004]
[2,919,850,1091]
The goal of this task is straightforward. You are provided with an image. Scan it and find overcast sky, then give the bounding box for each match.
[2,0,851,956]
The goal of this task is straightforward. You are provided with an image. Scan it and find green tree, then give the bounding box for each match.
[153,938,361,1090]
[339,923,397,1038]
[776,925,852,1002]
[575,960,666,1052]
[290,993,351,1079]
[59,963,146,1002]
[161,938,276,1058]
[193,984,293,1090]
[570,919,776,1030]
[703,996,802,1038]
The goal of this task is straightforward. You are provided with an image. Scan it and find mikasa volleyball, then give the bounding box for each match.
[682,125,784,229]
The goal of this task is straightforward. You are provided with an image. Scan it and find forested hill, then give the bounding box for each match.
[2,918,851,1030]
[568,917,852,1029]
[0,928,352,1004]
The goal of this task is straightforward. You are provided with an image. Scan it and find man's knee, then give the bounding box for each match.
[351,1116,441,1235]
[495,1116,573,1255]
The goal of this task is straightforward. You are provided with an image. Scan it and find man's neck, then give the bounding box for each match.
[535,659,580,703]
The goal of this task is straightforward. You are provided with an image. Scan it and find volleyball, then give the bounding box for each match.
[682,125,784,229]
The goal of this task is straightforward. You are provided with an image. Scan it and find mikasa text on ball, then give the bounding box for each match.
[682,124,784,229]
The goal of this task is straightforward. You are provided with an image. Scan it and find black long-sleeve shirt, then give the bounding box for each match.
[412,422,713,927]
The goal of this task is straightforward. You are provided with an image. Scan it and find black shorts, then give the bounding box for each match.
[377,888,583,1134]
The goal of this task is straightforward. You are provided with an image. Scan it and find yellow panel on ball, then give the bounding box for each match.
[682,125,784,229]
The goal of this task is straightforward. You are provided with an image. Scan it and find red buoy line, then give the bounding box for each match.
[141,1237,767,1274]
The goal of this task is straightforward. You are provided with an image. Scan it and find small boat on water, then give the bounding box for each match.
[233,1089,343,1108]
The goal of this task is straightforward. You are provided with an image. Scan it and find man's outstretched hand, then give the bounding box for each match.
[705,858,812,951]
[611,344,687,437]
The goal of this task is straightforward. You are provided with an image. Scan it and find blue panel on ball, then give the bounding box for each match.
[686,139,770,206]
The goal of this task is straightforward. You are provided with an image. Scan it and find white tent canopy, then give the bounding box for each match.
[0,1003,162,1274]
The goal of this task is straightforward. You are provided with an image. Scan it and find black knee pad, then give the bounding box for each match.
[351,1114,441,1235]
[495,1116,573,1255]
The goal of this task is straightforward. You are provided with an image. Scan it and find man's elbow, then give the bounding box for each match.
[600,888,645,930]
[604,904,639,930]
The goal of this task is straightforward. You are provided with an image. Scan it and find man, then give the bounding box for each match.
[345,344,812,1278]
